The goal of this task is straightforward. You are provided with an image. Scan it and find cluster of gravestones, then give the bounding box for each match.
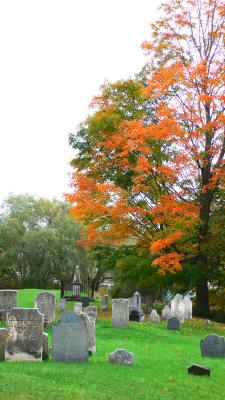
[111,292,192,327]
[0,290,97,363]
[0,289,225,373]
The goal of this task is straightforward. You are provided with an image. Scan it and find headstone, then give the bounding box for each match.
[35,292,56,323]
[85,306,97,320]
[200,334,225,358]
[0,290,17,318]
[162,305,172,320]
[5,308,44,361]
[58,298,67,314]
[74,302,82,314]
[101,294,108,311]
[149,309,160,323]
[0,328,6,361]
[187,363,210,376]
[52,311,88,363]
[112,299,129,328]
[109,349,134,366]
[184,295,192,319]
[167,317,180,331]
[80,312,96,353]
[129,292,145,322]
[43,332,49,360]
[171,294,185,322]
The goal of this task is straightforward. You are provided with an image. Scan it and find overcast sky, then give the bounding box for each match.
[0,0,161,203]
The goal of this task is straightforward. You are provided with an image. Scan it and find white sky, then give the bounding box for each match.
[0,0,161,203]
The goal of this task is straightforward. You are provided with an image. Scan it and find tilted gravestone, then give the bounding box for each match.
[187,363,210,376]
[109,349,134,366]
[167,317,180,331]
[85,306,97,320]
[200,334,225,358]
[5,308,44,361]
[80,312,96,353]
[35,292,56,323]
[0,290,17,319]
[0,328,6,361]
[52,311,88,363]
[112,299,129,328]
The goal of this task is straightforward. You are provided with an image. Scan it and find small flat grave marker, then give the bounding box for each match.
[187,363,210,376]
[109,349,134,366]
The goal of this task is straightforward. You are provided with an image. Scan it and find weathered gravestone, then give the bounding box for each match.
[162,305,172,320]
[129,292,145,322]
[109,349,134,366]
[101,294,108,311]
[0,328,6,361]
[85,306,97,320]
[58,298,67,314]
[112,299,129,328]
[184,295,192,320]
[187,363,210,376]
[35,292,56,323]
[0,290,17,319]
[52,311,88,363]
[5,308,44,361]
[167,317,180,331]
[150,309,160,322]
[171,294,185,322]
[42,332,49,360]
[200,334,225,358]
[74,302,82,314]
[80,312,96,353]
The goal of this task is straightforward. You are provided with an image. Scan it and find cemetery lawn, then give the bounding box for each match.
[0,290,225,399]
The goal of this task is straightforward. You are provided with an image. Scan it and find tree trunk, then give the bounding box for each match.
[195,280,210,317]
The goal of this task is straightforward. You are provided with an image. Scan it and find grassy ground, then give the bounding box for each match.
[0,289,225,400]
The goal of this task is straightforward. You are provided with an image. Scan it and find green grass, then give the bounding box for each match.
[1,289,225,400]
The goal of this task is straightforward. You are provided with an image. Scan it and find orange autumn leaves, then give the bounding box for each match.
[67,0,225,275]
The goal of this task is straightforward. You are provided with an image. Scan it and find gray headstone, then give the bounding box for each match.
[167,317,180,331]
[35,292,56,323]
[5,308,44,361]
[58,298,67,314]
[200,334,225,358]
[0,328,6,361]
[112,299,129,328]
[149,309,160,322]
[162,305,172,320]
[109,349,134,366]
[0,290,17,317]
[187,363,210,376]
[80,312,96,353]
[85,306,97,320]
[101,294,108,311]
[43,332,49,360]
[52,311,88,363]
[74,302,82,314]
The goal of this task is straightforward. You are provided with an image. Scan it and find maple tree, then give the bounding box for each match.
[67,0,225,316]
